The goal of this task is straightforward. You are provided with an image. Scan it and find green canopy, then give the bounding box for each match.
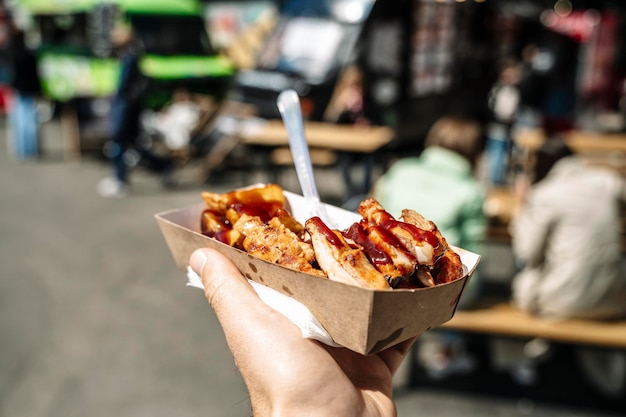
[114,0,201,16]
[12,0,96,14]
[140,54,234,80]
[13,0,201,16]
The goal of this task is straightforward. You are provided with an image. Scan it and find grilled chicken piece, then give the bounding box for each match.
[226,203,272,227]
[401,209,464,283]
[358,198,440,266]
[431,248,464,284]
[358,198,394,224]
[200,209,243,247]
[306,217,391,290]
[272,208,306,238]
[400,209,449,259]
[202,183,286,217]
[384,222,438,266]
[233,214,325,277]
[200,191,230,213]
[343,221,417,288]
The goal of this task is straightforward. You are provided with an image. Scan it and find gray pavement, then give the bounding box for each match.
[0,117,623,417]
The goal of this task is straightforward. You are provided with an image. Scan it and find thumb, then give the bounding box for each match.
[190,248,260,314]
[189,247,306,370]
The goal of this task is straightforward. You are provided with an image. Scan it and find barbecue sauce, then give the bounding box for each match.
[201,209,233,244]
[230,203,272,223]
[382,220,440,250]
[225,186,284,216]
[309,216,343,247]
[344,221,393,267]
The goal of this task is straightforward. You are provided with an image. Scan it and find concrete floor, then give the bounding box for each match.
[0,117,623,417]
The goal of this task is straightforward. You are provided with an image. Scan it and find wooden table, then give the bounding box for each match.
[514,129,626,176]
[483,186,626,250]
[238,119,395,195]
[441,299,626,349]
[240,119,395,153]
[515,128,626,153]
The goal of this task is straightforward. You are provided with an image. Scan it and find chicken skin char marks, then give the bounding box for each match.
[234,214,325,277]
[199,185,464,289]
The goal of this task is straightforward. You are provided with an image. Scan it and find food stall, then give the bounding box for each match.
[9,0,235,157]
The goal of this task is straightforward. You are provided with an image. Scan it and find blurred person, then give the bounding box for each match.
[371,115,487,378]
[500,138,626,391]
[6,27,41,161]
[189,247,417,417]
[97,22,173,198]
[324,65,370,126]
[511,138,625,319]
[324,64,382,196]
[514,44,546,131]
[485,58,521,186]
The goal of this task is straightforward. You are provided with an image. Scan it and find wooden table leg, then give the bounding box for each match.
[60,104,81,162]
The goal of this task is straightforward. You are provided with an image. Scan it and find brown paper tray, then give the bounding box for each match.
[156,190,480,355]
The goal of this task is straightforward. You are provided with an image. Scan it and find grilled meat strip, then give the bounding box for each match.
[343,220,417,288]
[233,214,326,277]
[358,199,441,266]
[430,248,464,284]
[306,217,391,290]
[400,208,464,284]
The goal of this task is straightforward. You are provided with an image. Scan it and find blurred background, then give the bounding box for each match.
[0,0,625,416]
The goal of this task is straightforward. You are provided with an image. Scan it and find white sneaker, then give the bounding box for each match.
[97,177,128,198]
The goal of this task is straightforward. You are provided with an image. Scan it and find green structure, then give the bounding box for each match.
[12,0,235,105]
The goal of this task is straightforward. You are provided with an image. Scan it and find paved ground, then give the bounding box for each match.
[0,117,623,417]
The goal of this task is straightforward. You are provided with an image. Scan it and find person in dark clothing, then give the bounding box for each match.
[97,23,173,197]
[323,65,382,197]
[7,28,42,160]
[485,58,521,185]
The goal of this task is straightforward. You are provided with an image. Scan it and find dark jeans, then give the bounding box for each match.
[111,98,171,183]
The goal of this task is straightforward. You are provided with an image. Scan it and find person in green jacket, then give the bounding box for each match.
[372,115,487,379]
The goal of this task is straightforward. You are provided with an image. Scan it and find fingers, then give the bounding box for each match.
[377,336,418,375]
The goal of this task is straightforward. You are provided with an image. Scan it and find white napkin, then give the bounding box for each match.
[186,266,340,347]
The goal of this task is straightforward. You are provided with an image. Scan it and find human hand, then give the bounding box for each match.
[190,248,416,417]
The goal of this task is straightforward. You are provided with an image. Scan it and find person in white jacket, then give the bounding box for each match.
[506,138,626,395]
[511,139,626,319]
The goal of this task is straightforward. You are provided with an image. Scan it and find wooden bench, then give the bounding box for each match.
[440,299,626,349]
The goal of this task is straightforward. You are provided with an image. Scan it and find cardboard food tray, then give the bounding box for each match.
[155,189,481,355]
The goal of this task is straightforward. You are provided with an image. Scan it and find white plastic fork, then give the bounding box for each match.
[277,89,335,226]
